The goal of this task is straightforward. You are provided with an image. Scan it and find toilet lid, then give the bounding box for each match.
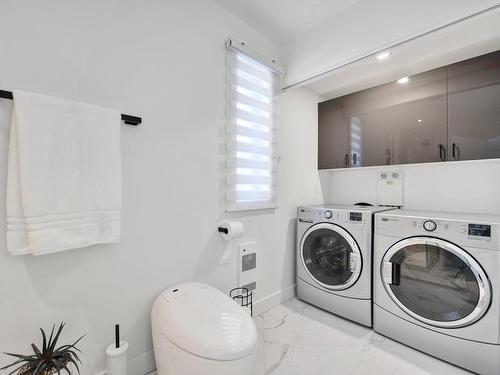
[154,282,257,361]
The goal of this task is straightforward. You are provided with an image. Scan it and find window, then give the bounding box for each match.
[225,40,282,211]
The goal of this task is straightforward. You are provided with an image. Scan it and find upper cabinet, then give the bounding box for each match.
[447,52,500,161]
[390,68,448,165]
[318,50,500,169]
[318,99,350,169]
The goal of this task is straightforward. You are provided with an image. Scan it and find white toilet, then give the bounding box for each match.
[151,282,258,375]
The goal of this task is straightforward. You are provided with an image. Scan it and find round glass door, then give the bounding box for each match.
[301,223,362,290]
[381,237,491,328]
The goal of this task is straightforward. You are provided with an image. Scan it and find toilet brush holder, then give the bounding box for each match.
[106,341,129,375]
[230,287,253,317]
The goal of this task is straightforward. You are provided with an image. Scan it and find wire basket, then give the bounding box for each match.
[230,287,253,317]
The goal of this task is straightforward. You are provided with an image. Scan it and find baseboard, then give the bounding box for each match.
[94,350,155,375]
[253,284,296,316]
[128,349,156,375]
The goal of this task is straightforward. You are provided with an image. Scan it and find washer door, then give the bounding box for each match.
[301,223,362,290]
[381,237,491,328]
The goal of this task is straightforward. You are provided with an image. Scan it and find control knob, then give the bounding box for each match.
[423,220,437,232]
[325,210,333,219]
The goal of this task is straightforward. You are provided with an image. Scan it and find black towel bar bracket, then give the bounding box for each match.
[0,89,142,126]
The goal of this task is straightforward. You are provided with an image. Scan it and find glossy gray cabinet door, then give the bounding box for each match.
[391,68,448,164]
[350,108,393,167]
[343,84,395,167]
[319,83,396,168]
[318,99,349,169]
[448,50,500,161]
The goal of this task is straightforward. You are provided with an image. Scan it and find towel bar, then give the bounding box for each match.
[0,89,142,126]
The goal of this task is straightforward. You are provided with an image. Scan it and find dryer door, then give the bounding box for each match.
[301,223,362,291]
[381,237,491,328]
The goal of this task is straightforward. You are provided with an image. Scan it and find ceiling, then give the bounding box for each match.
[213,0,362,43]
[304,4,500,101]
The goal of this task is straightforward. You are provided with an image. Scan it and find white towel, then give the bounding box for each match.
[6,90,122,256]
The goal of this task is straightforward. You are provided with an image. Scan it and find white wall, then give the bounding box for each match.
[320,160,500,215]
[281,0,500,88]
[0,1,322,374]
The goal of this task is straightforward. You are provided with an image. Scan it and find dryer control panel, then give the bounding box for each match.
[376,212,500,251]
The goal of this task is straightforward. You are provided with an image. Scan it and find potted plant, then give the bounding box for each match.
[1,323,84,375]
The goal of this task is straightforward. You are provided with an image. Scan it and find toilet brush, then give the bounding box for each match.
[115,324,120,349]
[106,324,129,375]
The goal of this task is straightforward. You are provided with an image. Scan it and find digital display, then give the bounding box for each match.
[468,224,491,238]
[350,212,363,222]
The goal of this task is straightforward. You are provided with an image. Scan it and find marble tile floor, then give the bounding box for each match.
[254,298,472,375]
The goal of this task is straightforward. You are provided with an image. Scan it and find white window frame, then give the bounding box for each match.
[225,39,283,212]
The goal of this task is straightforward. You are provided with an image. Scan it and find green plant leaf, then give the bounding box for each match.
[32,360,46,375]
[55,335,85,355]
[55,348,81,363]
[69,334,85,350]
[0,358,28,370]
[31,343,42,357]
[48,323,66,354]
[41,328,48,353]
[54,334,85,360]
[47,324,56,351]
[51,358,62,375]
[69,349,82,363]
[2,352,36,360]
[66,356,81,374]
[0,360,21,370]
[60,361,71,375]
[6,363,29,375]
[54,345,81,356]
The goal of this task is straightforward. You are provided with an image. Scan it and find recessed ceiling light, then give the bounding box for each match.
[417,119,423,123]
[398,76,410,84]
[376,51,390,61]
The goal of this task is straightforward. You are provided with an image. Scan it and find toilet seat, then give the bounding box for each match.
[154,282,257,361]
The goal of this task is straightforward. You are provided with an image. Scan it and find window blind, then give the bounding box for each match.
[226,42,281,211]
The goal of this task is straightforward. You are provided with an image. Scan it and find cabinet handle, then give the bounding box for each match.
[352,153,357,165]
[452,143,460,160]
[344,154,349,167]
[439,144,445,161]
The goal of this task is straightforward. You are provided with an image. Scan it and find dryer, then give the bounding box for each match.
[297,205,393,327]
[373,209,500,375]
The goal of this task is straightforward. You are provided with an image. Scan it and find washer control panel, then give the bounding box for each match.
[297,207,371,230]
[423,220,437,232]
[350,212,363,222]
[468,224,491,238]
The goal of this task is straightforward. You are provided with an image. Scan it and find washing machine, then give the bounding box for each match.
[373,209,500,375]
[297,204,394,327]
